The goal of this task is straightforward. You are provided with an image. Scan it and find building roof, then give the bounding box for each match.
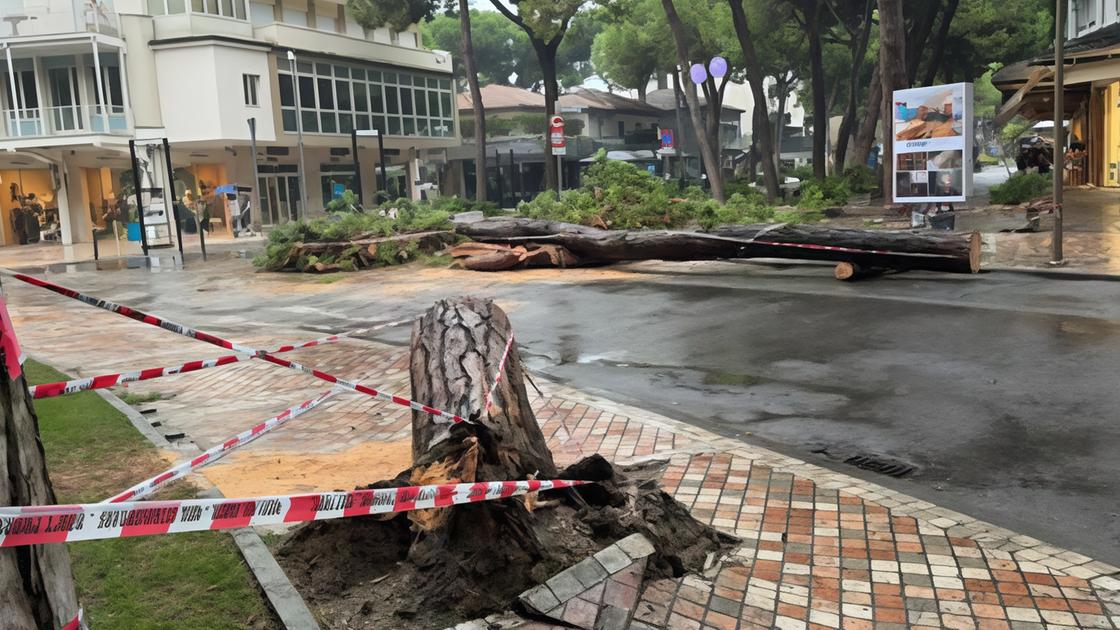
[558,88,664,117]
[457,84,545,111]
[993,22,1120,89]
[645,88,746,114]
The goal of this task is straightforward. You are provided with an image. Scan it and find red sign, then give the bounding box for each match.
[549,115,566,156]
[660,128,675,150]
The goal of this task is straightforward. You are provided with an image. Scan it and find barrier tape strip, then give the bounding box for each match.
[10,274,468,424]
[483,335,515,414]
[29,318,411,400]
[60,608,84,630]
[0,479,586,548]
[104,389,339,504]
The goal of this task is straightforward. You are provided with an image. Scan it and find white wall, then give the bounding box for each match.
[153,42,276,143]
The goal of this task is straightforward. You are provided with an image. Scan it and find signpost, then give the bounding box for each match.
[550,115,565,193]
[891,82,974,205]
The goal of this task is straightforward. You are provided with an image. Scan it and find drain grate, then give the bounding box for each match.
[843,454,915,478]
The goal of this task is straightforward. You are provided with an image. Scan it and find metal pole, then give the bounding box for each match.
[92,228,99,260]
[377,131,387,201]
[198,216,207,260]
[289,52,309,221]
[1051,0,1065,265]
[350,128,363,204]
[128,139,150,256]
[495,148,504,205]
[509,148,517,202]
[248,117,262,231]
[162,137,184,261]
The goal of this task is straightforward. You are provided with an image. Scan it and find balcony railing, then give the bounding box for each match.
[2,104,129,139]
[0,0,119,38]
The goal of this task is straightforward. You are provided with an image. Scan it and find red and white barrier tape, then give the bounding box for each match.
[60,608,85,630]
[104,389,339,503]
[11,274,468,424]
[0,479,586,548]
[483,335,515,413]
[29,318,411,400]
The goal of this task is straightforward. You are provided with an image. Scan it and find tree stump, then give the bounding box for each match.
[279,298,733,628]
[0,301,79,630]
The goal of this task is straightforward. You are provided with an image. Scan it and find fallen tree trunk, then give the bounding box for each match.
[278,298,733,628]
[456,218,981,274]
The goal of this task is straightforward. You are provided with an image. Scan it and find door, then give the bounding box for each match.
[2,69,42,136]
[258,174,301,225]
[48,67,83,133]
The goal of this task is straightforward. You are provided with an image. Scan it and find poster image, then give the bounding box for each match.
[892,82,973,203]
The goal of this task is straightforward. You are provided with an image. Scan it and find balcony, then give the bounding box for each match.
[0,0,119,38]
[253,22,450,74]
[1,104,130,141]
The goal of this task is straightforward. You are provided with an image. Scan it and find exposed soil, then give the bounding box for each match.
[278,455,735,629]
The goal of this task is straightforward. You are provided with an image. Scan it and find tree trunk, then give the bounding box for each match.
[806,1,828,180]
[459,0,488,203]
[637,82,648,102]
[878,0,909,196]
[0,308,79,630]
[661,0,726,202]
[905,0,942,85]
[456,217,982,274]
[728,0,781,201]
[672,70,688,184]
[774,76,789,173]
[850,63,881,167]
[534,42,561,195]
[834,0,874,169]
[922,0,960,87]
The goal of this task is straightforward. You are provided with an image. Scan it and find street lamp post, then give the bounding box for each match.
[1052,0,1066,265]
[353,129,387,204]
[287,50,309,221]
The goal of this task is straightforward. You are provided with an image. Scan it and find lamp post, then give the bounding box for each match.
[1051,0,1066,265]
[687,56,729,187]
[287,50,309,221]
[353,129,387,204]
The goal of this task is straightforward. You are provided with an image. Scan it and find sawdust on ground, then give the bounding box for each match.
[200,440,413,497]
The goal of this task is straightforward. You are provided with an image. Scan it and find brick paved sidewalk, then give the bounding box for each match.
[8,286,1120,629]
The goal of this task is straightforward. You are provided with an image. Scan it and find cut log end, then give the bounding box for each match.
[835,261,859,281]
[968,231,981,273]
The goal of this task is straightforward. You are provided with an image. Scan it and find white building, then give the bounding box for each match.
[0,0,459,247]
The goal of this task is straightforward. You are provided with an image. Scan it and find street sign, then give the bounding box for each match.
[550,115,566,156]
[660,128,675,150]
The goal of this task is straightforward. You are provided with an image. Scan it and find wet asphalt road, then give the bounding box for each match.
[13,256,1120,565]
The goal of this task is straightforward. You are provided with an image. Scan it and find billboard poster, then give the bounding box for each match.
[891,82,973,204]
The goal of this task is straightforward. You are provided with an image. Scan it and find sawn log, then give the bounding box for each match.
[455,218,980,274]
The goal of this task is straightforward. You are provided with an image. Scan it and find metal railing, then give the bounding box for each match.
[2,104,129,139]
[0,0,119,38]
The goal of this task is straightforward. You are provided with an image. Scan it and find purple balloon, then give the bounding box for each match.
[709,56,728,78]
[689,63,708,85]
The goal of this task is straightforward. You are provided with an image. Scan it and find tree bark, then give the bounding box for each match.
[774,73,791,172]
[905,0,942,85]
[535,42,562,194]
[728,0,781,202]
[456,217,981,274]
[459,0,488,203]
[0,312,79,630]
[805,0,828,179]
[877,0,909,196]
[850,63,880,167]
[661,0,726,202]
[833,0,874,169]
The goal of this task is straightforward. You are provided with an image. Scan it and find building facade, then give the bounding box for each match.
[0,0,457,247]
[994,0,1120,187]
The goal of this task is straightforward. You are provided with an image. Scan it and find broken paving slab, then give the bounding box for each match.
[519,533,653,630]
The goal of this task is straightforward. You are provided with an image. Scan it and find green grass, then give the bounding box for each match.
[27,360,276,629]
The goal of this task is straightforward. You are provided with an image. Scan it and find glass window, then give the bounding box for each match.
[317,78,333,109]
[317,13,336,31]
[234,0,245,19]
[372,115,385,133]
[281,7,306,26]
[243,74,260,106]
[191,0,203,11]
[167,0,185,13]
[147,0,165,15]
[219,0,233,15]
[335,80,350,111]
[403,118,414,135]
[297,75,315,108]
[388,116,400,134]
[352,69,365,81]
[368,70,381,82]
[282,109,297,131]
[369,84,383,114]
[249,0,273,23]
[339,112,353,134]
[439,93,451,120]
[427,91,439,117]
[354,84,368,112]
[384,72,397,85]
[301,110,318,132]
[355,114,369,130]
[400,87,413,115]
[320,112,336,133]
[414,89,426,116]
[385,86,399,114]
[316,63,332,76]
[278,73,294,106]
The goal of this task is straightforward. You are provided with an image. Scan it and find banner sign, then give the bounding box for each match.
[891,82,973,204]
[550,116,566,157]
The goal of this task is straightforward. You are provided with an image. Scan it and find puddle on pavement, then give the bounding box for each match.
[200,440,412,497]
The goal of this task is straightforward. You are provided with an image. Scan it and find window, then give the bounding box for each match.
[249,0,273,24]
[243,74,260,106]
[1074,0,1098,33]
[281,6,307,26]
[617,121,625,137]
[277,57,456,138]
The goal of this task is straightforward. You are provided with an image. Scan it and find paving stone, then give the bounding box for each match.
[568,558,610,589]
[615,533,655,560]
[593,604,629,630]
[520,585,560,615]
[593,544,633,574]
[546,570,586,603]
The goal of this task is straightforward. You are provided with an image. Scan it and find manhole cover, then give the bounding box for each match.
[842,454,915,478]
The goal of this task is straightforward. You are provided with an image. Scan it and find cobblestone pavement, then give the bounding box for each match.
[8,281,1120,629]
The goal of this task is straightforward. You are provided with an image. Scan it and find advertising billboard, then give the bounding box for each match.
[891,82,973,204]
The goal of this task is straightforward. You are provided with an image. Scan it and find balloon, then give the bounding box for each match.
[689,63,708,85]
[709,56,728,78]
